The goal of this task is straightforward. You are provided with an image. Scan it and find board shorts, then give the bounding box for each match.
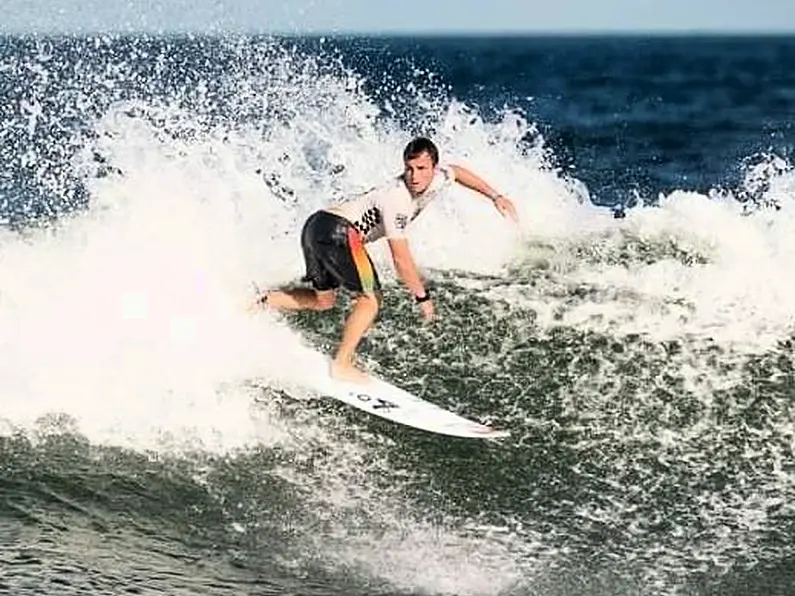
[300,210,381,294]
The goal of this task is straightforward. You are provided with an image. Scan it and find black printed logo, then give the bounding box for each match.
[354,392,399,410]
[394,213,408,231]
[355,207,381,236]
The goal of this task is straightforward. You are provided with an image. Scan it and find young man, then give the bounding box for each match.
[254,137,518,383]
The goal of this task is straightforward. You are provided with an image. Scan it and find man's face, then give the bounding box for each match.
[403,151,436,196]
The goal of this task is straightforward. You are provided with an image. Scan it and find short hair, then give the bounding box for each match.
[403,137,439,165]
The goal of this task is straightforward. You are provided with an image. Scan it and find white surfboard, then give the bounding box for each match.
[308,367,510,440]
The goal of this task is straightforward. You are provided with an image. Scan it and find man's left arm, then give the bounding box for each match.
[449,164,518,221]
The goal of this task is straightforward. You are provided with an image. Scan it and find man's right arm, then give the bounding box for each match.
[387,237,426,298]
[387,237,434,320]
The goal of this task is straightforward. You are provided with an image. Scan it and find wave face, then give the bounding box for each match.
[1,34,794,596]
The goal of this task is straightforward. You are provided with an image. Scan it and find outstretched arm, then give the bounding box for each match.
[449,164,518,221]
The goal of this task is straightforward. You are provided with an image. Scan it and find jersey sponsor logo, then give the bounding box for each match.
[394,213,408,231]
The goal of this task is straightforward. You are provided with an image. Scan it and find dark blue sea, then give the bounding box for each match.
[1,33,795,596]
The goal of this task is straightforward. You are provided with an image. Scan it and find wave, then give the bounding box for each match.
[1,34,795,595]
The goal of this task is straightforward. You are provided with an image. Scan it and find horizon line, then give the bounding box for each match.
[1,27,794,37]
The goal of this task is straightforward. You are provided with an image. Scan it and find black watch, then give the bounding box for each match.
[415,291,431,303]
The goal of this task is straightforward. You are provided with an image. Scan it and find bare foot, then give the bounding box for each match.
[330,360,371,385]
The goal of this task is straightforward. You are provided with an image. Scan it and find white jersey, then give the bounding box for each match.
[329,165,456,244]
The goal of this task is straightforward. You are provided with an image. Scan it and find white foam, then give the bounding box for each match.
[271,429,547,596]
[0,102,333,453]
[486,166,795,354]
[324,521,533,596]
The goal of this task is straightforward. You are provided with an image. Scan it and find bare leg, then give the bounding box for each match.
[330,292,379,383]
[262,288,336,311]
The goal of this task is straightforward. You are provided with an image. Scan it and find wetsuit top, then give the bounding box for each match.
[328,165,456,244]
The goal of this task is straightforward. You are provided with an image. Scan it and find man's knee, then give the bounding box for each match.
[356,292,381,310]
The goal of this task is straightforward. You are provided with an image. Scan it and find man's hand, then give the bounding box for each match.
[418,299,435,321]
[494,195,519,222]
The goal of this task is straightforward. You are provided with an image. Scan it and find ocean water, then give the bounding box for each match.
[1,33,795,595]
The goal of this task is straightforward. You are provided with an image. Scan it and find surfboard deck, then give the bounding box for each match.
[307,366,510,440]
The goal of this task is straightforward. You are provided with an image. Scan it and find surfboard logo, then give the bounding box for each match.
[353,392,399,410]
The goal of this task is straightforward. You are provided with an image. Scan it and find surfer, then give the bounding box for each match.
[253,137,518,383]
